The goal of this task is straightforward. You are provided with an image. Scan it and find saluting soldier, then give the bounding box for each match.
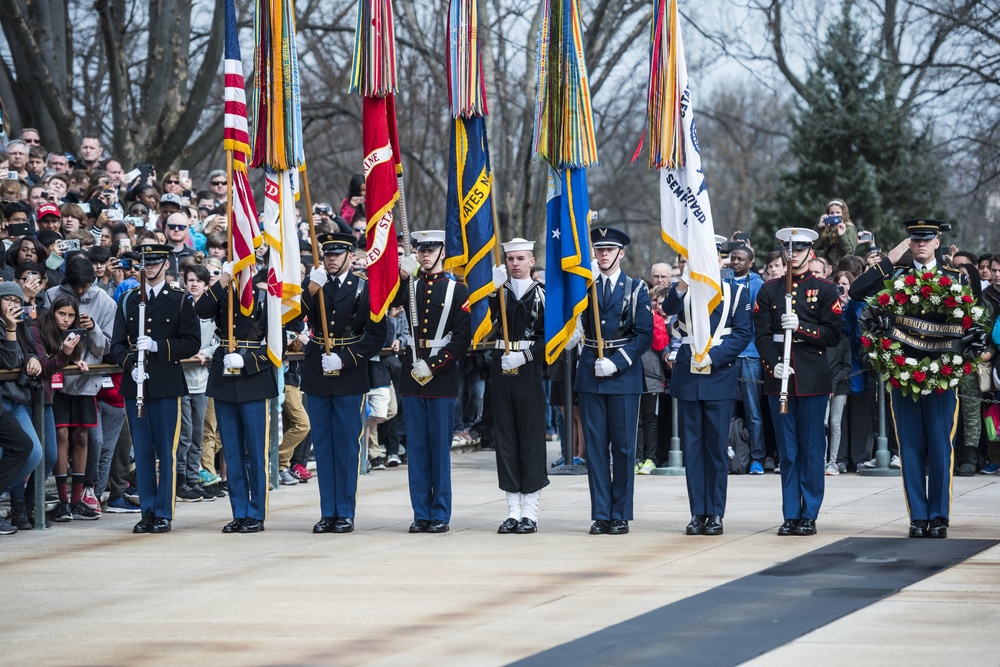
[489,238,548,535]
[301,232,386,534]
[754,228,842,537]
[111,244,201,534]
[662,235,752,536]
[577,227,653,536]
[850,219,970,538]
[394,230,471,534]
[195,263,277,534]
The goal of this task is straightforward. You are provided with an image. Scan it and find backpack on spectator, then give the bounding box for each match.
[727,416,751,474]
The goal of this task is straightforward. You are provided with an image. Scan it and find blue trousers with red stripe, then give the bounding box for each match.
[126,397,181,520]
[769,394,828,521]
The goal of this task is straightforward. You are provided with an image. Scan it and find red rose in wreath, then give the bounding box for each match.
[962,294,973,304]
[878,293,891,306]
[964,363,973,374]
[944,296,957,308]
[894,292,908,304]
[904,275,916,286]
[913,371,927,383]
[942,365,952,376]
[881,338,892,350]
[889,377,901,388]
[920,285,933,298]
[894,354,906,365]
[939,276,951,287]
[922,272,934,280]
[861,335,872,348]
[963,316,973,328]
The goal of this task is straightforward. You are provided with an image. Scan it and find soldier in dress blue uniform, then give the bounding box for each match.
[394,230,471,534]
[300,232,386,534]
[194,263,277,534]
[850,219,971,538]
[754,228,842,536]
[662,235,753,536]
[488,238,548,535]
[576,227,653,535]
[111,244,201,534]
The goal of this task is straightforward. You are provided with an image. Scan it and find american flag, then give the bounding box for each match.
[224,0,260,315]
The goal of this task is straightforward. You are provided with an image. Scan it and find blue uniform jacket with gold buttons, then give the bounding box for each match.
[194,280,278,403]
[298,271,387,397]
[754,271,842,396]
[111,284,201,400]
[392,272,471,398]
[574,271,653,395]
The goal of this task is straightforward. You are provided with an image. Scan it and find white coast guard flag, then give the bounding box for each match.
[261,169,302,367]
[657,2,721,363]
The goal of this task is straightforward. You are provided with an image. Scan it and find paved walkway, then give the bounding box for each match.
[4,445,1000,666]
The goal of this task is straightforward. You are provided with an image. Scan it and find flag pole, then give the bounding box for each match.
[225,150,236,359]
[395,174,420,366]
[489,180,511,357]
[588,241,604,359]
[299,168,332,358]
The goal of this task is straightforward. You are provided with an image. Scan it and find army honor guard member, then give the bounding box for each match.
[754,228,842,536]
[301,232,386,534]
[577,227,653,535]
[394,230,471,534]
[662,236,752,536]
[489,238,548,534]
[850,219,975,538]
[195,262,278,534]
[111,245,200,534]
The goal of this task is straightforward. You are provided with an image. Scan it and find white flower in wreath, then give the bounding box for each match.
[953,308,964,318]
[894,280,905,290]
[972,306,984,318]
[921,388,932,395]
[910,295,920,303]
[900,371,910,381]
[950,378,960,387]
[869,351,877,359]
[929,362,940,373]
[951,284,963,293]
[952,354,963,365]
[905,357,917,366]
[929,295,941,305]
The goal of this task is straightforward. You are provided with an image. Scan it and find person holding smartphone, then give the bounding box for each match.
[814,198,858,266]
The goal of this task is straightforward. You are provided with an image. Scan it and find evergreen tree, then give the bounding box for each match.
[754,4,947,253]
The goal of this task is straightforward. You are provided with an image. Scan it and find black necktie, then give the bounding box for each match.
[603,277,612,307]
[148,289,156,304]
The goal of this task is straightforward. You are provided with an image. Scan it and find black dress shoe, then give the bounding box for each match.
[313,517,338,533]
[332,518,354,533]
[685,515,706,535]
[150,517,172,533]
[777,519,798,536]
[794,518,816,536]
[222,518,243,534]
[239,518,265,533]
[927,517,948,538]
[908,520,928,538]
[608,519,630,535]
[497,518,519,534]
[589,520,610,535]
[427,519,449,533]
[133,511,155,534]
[515,518,537,534]
[409,519,430,533]
[702,515,724,536]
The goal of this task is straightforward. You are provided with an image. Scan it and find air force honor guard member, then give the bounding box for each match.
[850,219,969,538]
[754,228,842,536]
[489,238,548,534]
[577,227,653,535]
[394,230,471,534]
[195,263,277,534]
[301,232,386,534]
[111,245,201,534]
[662,236,752,536]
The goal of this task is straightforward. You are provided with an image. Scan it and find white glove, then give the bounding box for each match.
[223,353,244,370]
[773,362,794,380]
[221,261,235,279]
[309,265,328,286]
[399,253,419,277]
[131,367,149,384]
[780,312,799,331]
[492,264,508,289]
[594,357,617,377]
[501,351,526,371]
[693,354,713,370]
[591,259,601,281]
[321,353,343,373]
[412,359,432,378]
[136,335,157,352]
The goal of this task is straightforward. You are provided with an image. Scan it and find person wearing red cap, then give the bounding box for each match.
[36,204,62,233]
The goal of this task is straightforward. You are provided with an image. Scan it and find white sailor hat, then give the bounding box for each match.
[502,238,534,253]
[411,230,446,248]
[714,235,728,250]
[775,227,819,249]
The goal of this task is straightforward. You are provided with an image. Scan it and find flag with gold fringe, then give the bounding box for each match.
[444,0,496,346]
[534,0,599,365]
[224,0,261,316]
[350,0,400,322]
[251,0,303,366]
[639,0,720,363]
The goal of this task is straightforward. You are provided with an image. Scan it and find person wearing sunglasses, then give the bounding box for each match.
[207,169,227,208]
[162,212,194,277]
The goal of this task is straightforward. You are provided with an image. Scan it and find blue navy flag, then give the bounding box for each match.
[445,116,496,345]
[544,167,593,364]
